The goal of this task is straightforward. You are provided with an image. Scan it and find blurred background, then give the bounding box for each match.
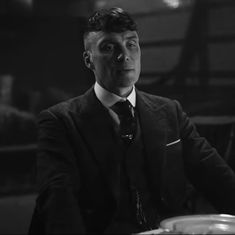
[0,0,235,233]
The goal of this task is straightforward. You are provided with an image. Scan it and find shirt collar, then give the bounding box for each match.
[94,82,136,108]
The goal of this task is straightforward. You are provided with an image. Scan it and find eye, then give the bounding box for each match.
[102,43,115,52]
[127,40,138,48]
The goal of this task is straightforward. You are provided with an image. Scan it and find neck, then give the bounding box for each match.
[111,87,133,97]
[97,81,133,97]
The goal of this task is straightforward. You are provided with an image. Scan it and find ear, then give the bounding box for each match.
[83,51,95,70]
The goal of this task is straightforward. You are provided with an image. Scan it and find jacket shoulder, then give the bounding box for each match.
[39,92,87,121]
[48,96,82,114]
[137,90,179,108]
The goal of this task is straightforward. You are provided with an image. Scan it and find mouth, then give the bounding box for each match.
[117,68,134,72]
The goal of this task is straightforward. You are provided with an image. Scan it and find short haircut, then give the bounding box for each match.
[84,7,137,38]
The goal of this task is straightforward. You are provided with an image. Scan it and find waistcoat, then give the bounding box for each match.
[104,115,159,234]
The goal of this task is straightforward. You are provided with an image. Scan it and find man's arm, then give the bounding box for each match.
[29,110,86,234]
[175,100,235,214]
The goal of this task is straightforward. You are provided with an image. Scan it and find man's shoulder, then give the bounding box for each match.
[137,89,183,122]
[47,96,83,115]
[137,89,177,107]
[40,87,93,118]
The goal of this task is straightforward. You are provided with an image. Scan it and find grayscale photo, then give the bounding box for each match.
[1,0,235,234]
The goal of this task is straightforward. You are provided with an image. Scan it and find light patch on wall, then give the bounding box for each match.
[16,0,33,7]
[163,0,181,8]
[163,0,194,9]
[11,0,33,13]
[95,0,108,9]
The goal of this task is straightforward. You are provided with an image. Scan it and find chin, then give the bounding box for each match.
[118,75,138,86]
[118,81,135,89]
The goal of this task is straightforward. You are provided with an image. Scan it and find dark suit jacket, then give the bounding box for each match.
[29,87,235,234]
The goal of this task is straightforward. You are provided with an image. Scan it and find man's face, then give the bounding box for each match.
[84,30,141,95]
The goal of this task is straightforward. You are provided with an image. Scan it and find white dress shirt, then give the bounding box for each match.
[94,82,136,126]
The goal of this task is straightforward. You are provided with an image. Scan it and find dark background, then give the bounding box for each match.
[0,0,235,233]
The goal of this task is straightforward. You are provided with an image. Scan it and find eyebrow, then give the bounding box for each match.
[100,35,139,44]
[125,35,138,40]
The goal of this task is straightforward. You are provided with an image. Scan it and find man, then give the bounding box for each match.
[29,7,235,234]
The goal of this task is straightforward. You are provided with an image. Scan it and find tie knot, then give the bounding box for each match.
[111,100,134,118]
[111,100,137,144]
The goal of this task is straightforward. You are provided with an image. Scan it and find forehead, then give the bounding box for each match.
[85,30,139,48]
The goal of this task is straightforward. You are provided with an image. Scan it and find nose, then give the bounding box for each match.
[116,49,130,62]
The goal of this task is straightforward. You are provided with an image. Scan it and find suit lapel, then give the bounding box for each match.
[136,90,167,198]
[73,88,122,200]
[73,88,168,204]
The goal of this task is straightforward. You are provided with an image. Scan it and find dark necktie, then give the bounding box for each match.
[111,100,137,145]
[112,101,150,229]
